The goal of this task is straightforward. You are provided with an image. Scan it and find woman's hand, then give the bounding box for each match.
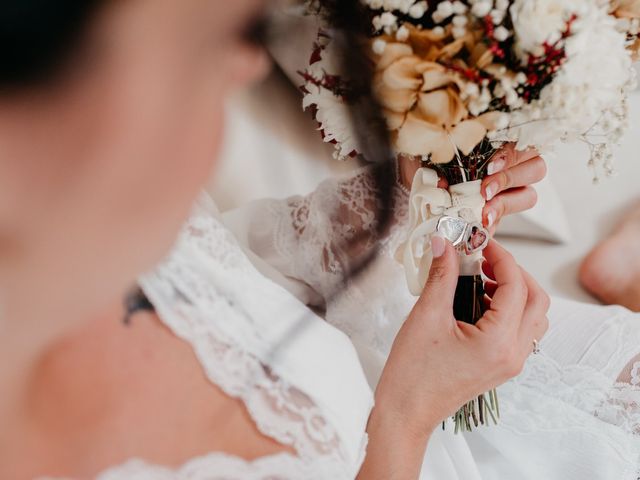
[358,238,550,479]
[482,144,546,235]
[397,144,547,235]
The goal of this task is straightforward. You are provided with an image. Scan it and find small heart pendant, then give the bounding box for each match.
[464,223,489,255]
[436,216,489,255]
[436,216,468,247]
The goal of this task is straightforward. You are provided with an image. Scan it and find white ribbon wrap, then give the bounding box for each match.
[397,168,486,296]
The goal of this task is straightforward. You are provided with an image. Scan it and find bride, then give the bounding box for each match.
[0,1,638,479]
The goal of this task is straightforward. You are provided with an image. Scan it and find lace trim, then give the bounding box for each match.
[32,453,335,480]
[273,167,409,301]
[137,204,353,479]
[497,352,640,440]
[599,359,640,437]
[95,452,334,480]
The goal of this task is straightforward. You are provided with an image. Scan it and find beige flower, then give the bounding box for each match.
[372,26,498,164]
[611,0,640,59]
[611,0,640,18]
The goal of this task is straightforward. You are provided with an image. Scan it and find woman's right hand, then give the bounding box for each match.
[359,238,549,479]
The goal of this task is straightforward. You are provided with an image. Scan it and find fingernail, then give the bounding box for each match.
[431,235,446,258]
[486,211,495,228]
[487,158,506,176]
[485,182,498,201]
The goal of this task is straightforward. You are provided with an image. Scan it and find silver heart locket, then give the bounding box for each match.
[436,216,490,255]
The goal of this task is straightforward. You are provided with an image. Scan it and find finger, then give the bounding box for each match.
[517,268,551,354]
[483,294,493,311]
[484,187,538,229]
[484,279,498,298]
[415,237,460,317]
[487,143,539,175]
[483,156,547,201]
[482,260,495,281]
[476,241,528,334]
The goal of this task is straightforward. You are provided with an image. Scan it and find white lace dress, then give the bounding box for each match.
[223,166,640,480]
[82,195,374,480]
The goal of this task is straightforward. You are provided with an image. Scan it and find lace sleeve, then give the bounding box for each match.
[223,166,409,305]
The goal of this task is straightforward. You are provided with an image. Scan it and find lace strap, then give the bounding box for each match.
[138,195,373,479]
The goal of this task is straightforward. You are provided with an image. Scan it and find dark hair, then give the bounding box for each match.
[0,1,104,89]
[314,0,396,281]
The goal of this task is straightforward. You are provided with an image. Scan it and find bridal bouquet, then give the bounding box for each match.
[301,0,639,431]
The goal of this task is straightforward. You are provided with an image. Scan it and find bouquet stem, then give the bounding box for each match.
[453,274,485,325]
[432,138,502,432]
[451,275,500,432]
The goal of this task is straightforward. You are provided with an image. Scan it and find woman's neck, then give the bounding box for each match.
[0,284,127,434]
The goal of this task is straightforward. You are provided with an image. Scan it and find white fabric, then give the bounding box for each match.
[468,299,640,480]
[84,194,373,480]
[497,173,572,244]
[224,167,640,479]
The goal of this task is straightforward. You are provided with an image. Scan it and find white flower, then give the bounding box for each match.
[452,26,467,38]
[501,2,634,165]
[372,38,387,55]
[302,84,360,160]
[452,14,468,26]
[383,0,402,10]
[396,25,410,41]
[509,0,573,55]
[409,1,427,19]
[490,9,506,24]
[380,12,398,26]
[452,1,467,15]
[436,1,454,18]
[493,25,510,41]
[471,1,493,18]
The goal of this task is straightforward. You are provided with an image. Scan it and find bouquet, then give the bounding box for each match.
[301,0,639,431]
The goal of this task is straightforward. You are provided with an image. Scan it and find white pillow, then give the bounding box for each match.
[496,173,572,244]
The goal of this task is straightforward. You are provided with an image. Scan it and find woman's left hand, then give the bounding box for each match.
[397,144,547,235]
[481,143,547,235]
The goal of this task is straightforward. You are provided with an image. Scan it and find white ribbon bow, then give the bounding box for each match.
[397,168,487,296]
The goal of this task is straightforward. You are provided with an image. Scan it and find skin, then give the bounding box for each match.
[0,1,551,478]
[580,199,640,312]
[0,0,271,477]
[358,240,549,479]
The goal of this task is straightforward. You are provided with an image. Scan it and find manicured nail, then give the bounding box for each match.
[486,211,495,228]
[485,182,498,201]
[487,158,506,176]
[431,235,446,258]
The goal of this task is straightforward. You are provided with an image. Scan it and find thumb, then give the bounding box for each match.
[415,235,460,315]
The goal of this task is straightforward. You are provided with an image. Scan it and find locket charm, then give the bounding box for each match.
[436,216,468,247]
[436,216,490,255]
[464,223,489,255]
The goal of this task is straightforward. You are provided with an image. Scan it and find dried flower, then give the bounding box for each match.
[372,31,501,163]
